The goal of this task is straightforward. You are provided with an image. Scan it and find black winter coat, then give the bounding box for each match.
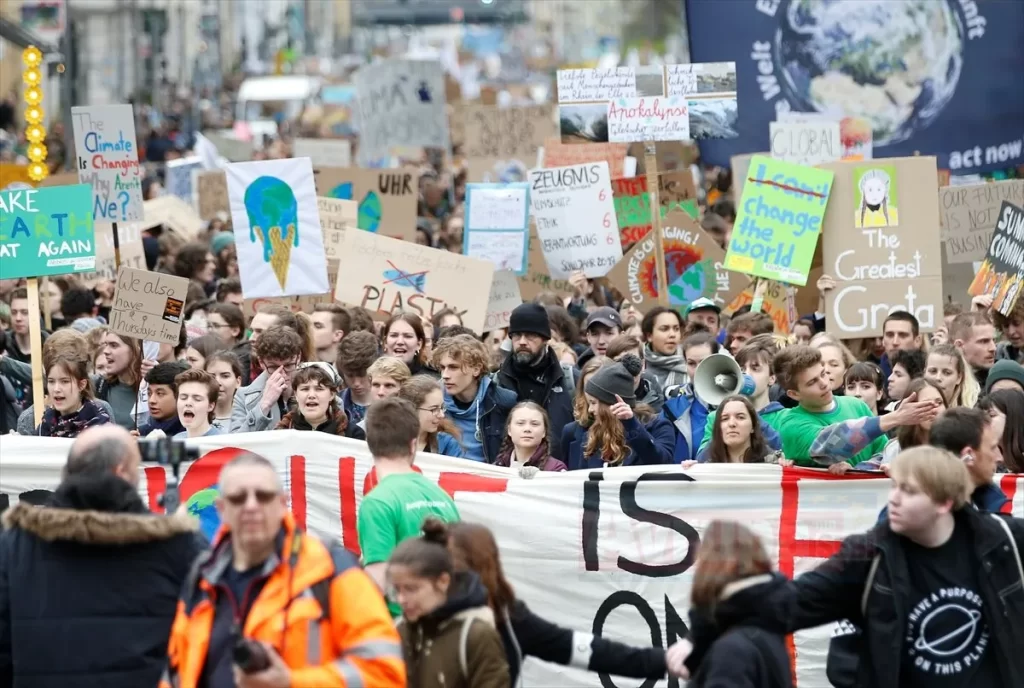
[0,473,206,688]
[495,351,577,461]
[684,574,793,688]
[497,598,667,686]
[733,508,1024,688]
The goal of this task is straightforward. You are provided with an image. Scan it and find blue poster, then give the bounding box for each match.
[685,0,1024,174]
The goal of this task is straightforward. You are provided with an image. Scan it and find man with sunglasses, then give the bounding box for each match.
[161,452,405,688]
[231,325,303,433]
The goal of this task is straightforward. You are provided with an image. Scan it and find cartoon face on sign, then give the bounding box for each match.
[245,176,299,289]
[855,166,900,228]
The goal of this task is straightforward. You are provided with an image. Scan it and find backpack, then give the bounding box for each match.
[457,616,479,679]
[558,363,576,395]
[826,515,1023,687]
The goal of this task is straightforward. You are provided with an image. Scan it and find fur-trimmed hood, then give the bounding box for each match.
[2,472,199,545]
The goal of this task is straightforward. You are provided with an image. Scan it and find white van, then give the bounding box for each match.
[234,75,322,139]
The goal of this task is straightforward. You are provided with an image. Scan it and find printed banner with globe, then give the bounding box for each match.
[684,0,1024,175]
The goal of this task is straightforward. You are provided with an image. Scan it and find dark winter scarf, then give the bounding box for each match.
[38,399,112,438]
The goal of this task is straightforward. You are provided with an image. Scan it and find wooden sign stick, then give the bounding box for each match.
[644,141,669,306]
[112,221,122,268]
[26,278,45,427]
[751,278,769,313]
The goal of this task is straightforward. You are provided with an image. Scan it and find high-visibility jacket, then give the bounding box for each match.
[160,513,405,688]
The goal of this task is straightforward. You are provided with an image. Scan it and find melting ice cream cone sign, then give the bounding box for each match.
[225,158,329,300]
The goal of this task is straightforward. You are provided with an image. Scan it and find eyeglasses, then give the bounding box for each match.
[264,360,298,375]
[224,489,280,506]
[207,322,231,330]
[419,406,446,417]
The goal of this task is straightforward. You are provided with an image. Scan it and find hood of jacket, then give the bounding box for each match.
[411,571,494,633]
[685,573,788,674]
[577,346,597,370]
[760,400,785,416]
[447,374,491,420]
[2,472,198,545]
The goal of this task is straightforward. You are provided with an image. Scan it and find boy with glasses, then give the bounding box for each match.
[230,325,302,433]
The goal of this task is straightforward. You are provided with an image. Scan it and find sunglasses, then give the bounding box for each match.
[224,489,280,506]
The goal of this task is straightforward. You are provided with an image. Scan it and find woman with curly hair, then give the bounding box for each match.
[275,363,366,439]
[560,355,675,469]
[398,375,463,457]
[494,401,566,474]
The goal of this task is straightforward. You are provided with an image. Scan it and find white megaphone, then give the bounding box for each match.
[693,354,757,407]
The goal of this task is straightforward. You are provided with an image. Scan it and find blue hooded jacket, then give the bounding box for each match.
[560,415,675,470]
[443,375,517,463]
[660,385,709,463]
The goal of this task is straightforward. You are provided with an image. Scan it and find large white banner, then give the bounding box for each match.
[1,433,1021,688]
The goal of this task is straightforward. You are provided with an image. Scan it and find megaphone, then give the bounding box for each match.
[693,353,756,407]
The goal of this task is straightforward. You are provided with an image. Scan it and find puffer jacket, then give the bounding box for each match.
[398,572,509,688]
[0,473,205,688]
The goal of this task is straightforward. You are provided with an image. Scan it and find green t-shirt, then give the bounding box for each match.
[357,472,460,616]
[776,396,886,467]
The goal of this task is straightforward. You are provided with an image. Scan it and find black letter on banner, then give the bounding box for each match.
[618,472,699,577]
[664,595,689,688]
[592,591,660,688]
[582,471,604,571]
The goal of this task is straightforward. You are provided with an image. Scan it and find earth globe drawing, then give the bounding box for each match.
[773,0,964,146]
[639,241,714,309]
[185,486,222,541]
[669,259,712,307]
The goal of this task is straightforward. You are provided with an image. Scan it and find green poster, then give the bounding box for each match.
[0,184,96,279]
[724,155,833,286]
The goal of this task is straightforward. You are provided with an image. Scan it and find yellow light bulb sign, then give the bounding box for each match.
[23,45,48,182]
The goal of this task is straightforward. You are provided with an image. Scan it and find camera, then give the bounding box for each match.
[233,636,271,673]
[138,436,201,514]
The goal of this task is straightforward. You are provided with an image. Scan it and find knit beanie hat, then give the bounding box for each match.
[984,359,1024,394]
[70,317,105,334]
[585,355,642,407]
[508,303,551,339]
[210,231,235,256]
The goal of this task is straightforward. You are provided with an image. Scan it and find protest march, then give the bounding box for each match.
[1,3,1024,688]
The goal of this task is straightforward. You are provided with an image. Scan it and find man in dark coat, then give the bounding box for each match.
[0,425,206,688]
[496,303,578,460]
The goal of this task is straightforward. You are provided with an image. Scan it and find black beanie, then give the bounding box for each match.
[586,360,639,408]
[509,303,551,339]
[985,359,1024,394]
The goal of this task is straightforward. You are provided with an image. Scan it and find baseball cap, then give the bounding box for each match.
[585,306,623,331]
[685,297,721,317]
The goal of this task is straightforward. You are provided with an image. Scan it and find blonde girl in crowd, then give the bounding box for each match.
[810,333,856,395]
[95,331,143,428]
[368,356,412,401]
[204,351,243,431]
[37,354,112,437]
[399,375,464,457]
[875,378,948,467]
[561,356,674,469]
[924,343,979,408]
[495,401,567,475]
[388,517,510,688]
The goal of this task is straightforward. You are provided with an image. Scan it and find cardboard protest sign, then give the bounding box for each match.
[725,280,795,334]
[462,104,556,182]
[242,257,340,320]
[464,183,530,274]
[940,180,1024,264]
[969,202,1024,316]
[778,112,873,161]
[612,172,699,245]
[0,185,95,278]
[76,221,146,288]
[314,166,418,242]
[769,121,841,166]
[70,104,144,221]
[353,59,448,165]
[109,267,189,344]
[37,172,82,188]
[143,195,203,239]
[226,158,329,299]
[821,156,943,338]
[517,226,576,302]
[730,152,768,200]
[607,210,747,314]
[724,156,833,286]
[197,170,229,220]
[484,270,523,332]
[334,230,494,333]
[293,138,352,168]
[542,139,628,179]
[164,156,202,204]
[556,62,738,142]
[317,196,357,240]
[529,162,622,279]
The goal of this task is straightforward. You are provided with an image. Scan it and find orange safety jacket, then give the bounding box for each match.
[159,513,405,688]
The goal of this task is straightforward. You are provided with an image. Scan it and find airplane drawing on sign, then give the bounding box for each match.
[383,261,427,293]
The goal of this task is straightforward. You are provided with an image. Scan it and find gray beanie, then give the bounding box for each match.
[585,356,642,408]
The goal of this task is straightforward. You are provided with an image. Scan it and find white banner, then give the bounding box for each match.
[1,432,1021,688]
